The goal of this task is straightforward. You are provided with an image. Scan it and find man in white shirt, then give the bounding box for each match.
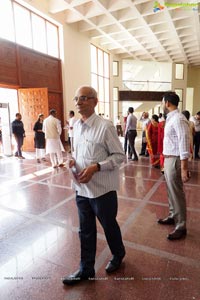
[62,86,125,285]
[43,109,64,168]
[125,107,138,161]
[190,111,200,159]
[66,110,76,153]
[158,91,190,240]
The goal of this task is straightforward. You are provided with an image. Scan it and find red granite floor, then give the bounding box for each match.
[0,150,199,300]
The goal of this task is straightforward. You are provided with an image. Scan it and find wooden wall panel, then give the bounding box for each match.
[18,47,62,91]
[119,91,165,101]
[48,92,65,142]
[0,38,19,86]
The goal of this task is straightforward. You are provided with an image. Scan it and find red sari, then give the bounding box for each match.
[146,121,160,167]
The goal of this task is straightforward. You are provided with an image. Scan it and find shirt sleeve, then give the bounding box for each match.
[99,124,125,171]
[174,117,190,160]
[125,115,129,134]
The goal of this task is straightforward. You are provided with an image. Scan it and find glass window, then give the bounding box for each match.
[175,64,184,80]
[0,1,60,58]
[0,0,15,42]
[32,14,46,54]
[90,45,110,116]
[98,49,104,77]
[14,3,32,47]
[46,22,59,57]
[104,78,109,102]
[91,74,98,92]
[98,77,104,103]
[113,61,119,76]
[91,45,97,74]
[104,52,109,78]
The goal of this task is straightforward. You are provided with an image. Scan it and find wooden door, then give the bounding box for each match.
[18,88,49,151]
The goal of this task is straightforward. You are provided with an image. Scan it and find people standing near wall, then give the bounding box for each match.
[125,107,138,161]
[43,109,65,168]
[11,113,25,159]
[158,91,190,240]
[62,86,125,285]
[190,111,200,159]
[33,113,46,163]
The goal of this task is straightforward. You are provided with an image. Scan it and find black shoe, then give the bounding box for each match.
[167,228,187,240]
[105,254,125,273]
[139,153,145,156]
[62,269,95,285]
[157,217,175,225]
[132,158,138,161]
[145,153,149,157]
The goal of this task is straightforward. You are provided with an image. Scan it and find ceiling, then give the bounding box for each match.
[48,0,200,66]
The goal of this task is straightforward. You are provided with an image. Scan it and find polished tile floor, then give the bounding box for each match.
[0,146,200,300]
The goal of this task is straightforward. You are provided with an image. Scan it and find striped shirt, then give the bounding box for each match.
[72,113,125,198]
[163,109,190,160]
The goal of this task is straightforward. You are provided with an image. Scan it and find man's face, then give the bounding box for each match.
[16,114,22,121]
[162,99,169,115]
[196,114,200,120]
[74,87,97,116]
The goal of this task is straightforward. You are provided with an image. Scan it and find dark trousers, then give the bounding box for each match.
[124,132,131,156]
[140,130,147,155]
[127,130,138,159]
[14,135,24,157]
[194,131,200,158]
[76,191,125,274]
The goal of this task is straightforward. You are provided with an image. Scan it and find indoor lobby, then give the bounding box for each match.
[0,142,199,299]
[0,0,200,299]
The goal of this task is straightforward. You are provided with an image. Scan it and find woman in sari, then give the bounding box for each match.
[146,114,160,168]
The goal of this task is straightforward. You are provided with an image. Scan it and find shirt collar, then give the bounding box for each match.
[80,113,97,128]
[166,109,179,119]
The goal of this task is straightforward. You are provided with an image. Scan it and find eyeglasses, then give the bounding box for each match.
[73,95,94,102]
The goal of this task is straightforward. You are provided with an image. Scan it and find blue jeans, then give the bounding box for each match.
[76,191,125,273]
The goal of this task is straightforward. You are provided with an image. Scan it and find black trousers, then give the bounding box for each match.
[127,130,138,159]
[194,131,200,158]
[14,135,24,157]
[76,191,125,274]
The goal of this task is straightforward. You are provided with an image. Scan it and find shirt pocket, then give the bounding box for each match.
[80,140,106,161]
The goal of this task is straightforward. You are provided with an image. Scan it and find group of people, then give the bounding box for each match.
[10,87,196,286]
[61,87,192,286]
[11,110,66,168]
[117,106,199,173]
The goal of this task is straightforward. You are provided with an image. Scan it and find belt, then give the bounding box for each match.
[164,155,179,158]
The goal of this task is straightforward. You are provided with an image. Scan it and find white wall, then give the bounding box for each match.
[62,23,91,120]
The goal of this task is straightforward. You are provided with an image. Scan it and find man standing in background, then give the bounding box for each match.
[43,109,64,168]
[190,111,200,159]
[158,91,190,240]
[65,110,76,153]
[125,107,138,161]
[12,113,25,159]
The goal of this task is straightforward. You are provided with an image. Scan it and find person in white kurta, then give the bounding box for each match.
[43,109,65,168]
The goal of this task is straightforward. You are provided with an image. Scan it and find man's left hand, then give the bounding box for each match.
[78,164,98,183]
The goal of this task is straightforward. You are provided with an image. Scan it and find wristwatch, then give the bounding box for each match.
[96,163,101,171]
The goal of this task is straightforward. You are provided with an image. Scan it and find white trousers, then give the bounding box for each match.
[49,151,63,167]
[36,148,46,159]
